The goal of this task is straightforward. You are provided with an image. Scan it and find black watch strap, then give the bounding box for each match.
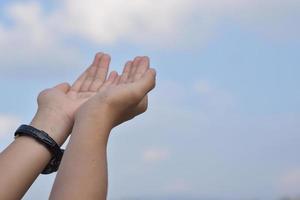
[14,124,64,174]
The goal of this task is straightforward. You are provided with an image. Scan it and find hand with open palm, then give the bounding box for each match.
[76,56,156,131]
[32,53,111,144]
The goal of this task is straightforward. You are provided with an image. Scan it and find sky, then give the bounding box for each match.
[0,0,300,199]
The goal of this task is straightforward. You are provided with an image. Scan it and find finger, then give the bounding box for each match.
[134,56,150,81]
[70,70,88,92]
[112,73,121,85]
[80,53,102,91]
[54,82,71,93]
[128,56,142,83]
[102,71,118,88]
[71,53,101,92]
[89,54,111,91]
[117,76,122,85]
[119,61,132,84]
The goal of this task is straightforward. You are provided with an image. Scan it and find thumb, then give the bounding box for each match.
[53,82,71,93]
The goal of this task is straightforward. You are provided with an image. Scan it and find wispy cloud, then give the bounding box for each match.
[164,179,193,194]
[0,1,82,70]
[51,0,300,44]
[279,168,300,197]
[142,147,170,163]
[0,0,299,70]
[0,114,20,139]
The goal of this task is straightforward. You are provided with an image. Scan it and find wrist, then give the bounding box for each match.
[30,107,73,146]
[74,105,114,140]
[76,102,116,127]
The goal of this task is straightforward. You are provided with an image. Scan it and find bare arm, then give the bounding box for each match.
[49,114,111,200]
[50,56,156,200]
[0,109,71,200]
[0,53,110,199]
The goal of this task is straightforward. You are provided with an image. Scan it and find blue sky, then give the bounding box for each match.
[0,0,300,199]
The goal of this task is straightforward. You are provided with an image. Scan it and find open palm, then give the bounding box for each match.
[78,56,156,127]
[37,53,111,122]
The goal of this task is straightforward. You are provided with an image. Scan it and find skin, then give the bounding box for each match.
[49,56,156,200]
[0,53,155,200]
[0,53,112,200]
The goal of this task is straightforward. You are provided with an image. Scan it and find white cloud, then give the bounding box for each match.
[0,0,298,48]
[142,147,170,163]
[56,0,300,44]
[164,179,193,194]
[279,169,300,197]
[0,1,82,70]
[194,80,212,94]
[0,0,299,70]
[54,0,194,45]
[0,115,20,139]
[54,0,300,45]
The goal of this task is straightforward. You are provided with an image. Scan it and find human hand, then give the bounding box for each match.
[31,53,111,144]
[75,56,156,132]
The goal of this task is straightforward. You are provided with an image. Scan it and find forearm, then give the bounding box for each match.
[49,55,155,200]
[50,116,112,200]
[0,108,72,199]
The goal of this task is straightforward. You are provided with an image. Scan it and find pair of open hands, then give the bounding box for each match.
[36,53,156,144]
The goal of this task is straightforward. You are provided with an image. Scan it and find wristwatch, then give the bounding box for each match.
[14,124,64,174]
